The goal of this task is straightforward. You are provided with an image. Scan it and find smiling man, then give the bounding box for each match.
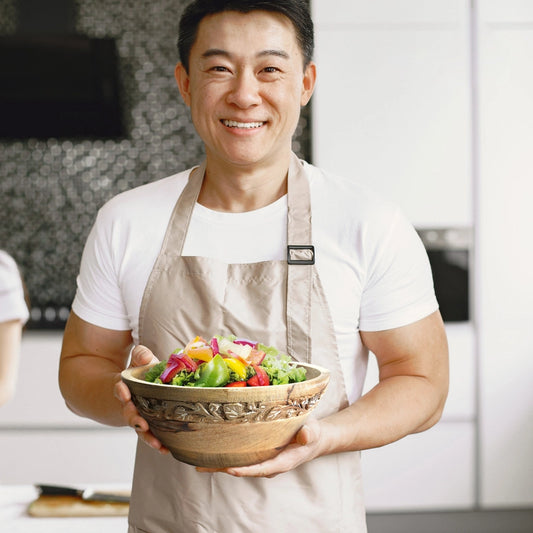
[59,2,448,532]
[174,7,316,211]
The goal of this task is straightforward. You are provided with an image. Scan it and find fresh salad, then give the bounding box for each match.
[144,335,307,388]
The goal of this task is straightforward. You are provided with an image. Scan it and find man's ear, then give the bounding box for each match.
[300,61,317,106]
[175,62,191,106]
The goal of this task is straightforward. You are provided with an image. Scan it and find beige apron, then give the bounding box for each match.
[129,154,367,533]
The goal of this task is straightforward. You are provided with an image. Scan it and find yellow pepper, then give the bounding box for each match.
[224,357,248,380]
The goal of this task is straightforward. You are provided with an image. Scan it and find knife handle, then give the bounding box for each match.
[36,484,82,497]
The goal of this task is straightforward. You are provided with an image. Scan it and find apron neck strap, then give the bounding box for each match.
[286,153,314,363]
[163,160,206,256]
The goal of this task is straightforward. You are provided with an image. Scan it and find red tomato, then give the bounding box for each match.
[246,375,260,387]
[254,364,270,386]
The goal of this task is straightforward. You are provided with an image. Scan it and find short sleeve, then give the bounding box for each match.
[71,208,132,331]
[0,251,29,324]
[358,208,439,331]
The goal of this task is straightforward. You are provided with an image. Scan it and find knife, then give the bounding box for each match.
[36,484,130,503]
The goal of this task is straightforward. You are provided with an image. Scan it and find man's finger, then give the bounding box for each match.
[114,380,131,403]
[131,344,158,366]
[295,424,312,446]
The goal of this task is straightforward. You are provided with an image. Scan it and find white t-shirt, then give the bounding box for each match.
[0,251,29,325]
[72,160,438,403]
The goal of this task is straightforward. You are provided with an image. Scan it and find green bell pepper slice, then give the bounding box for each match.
[194,354,230,387]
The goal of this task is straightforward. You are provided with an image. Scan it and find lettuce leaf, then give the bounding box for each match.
[260,350,307,385]
[144,360,167,382]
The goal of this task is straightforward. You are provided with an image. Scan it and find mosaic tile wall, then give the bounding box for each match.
[0,0,312,329]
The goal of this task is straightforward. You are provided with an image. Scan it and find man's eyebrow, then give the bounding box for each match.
[200,48,290,60]
[257,49,290,60]
[201,48,231,60]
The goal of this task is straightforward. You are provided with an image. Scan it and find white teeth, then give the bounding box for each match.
[222,120,264,129]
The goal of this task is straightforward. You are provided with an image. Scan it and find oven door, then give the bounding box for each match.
[417,227,471,323]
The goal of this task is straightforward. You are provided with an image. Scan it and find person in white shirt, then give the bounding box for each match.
[59,1,449,531]
[0,250,29,407]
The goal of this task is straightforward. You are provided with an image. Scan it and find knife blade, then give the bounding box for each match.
[36,484,130,503]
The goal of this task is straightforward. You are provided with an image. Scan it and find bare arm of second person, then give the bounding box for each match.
[0,319,24,407]
[59,312,168,452]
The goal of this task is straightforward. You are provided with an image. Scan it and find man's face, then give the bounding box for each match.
[175,10,316,170]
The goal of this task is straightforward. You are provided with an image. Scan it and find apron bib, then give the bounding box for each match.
[129,154,367,533]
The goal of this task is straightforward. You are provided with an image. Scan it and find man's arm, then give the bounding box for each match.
[59,312,134,425]
[209,310,449,477]
[59,312,168,452]
[320,309,449,453]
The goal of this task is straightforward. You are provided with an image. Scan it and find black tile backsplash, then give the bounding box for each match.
[0,0,312,329]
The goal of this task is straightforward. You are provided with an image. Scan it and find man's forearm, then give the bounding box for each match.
[59,355,127,427]
[318,374,447,456]
[59,313,134,426]
[318,311,450,454]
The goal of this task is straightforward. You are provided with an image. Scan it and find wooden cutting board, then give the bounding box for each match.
[28,494,129,517]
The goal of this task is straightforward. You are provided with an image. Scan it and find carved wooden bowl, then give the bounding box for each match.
[121,362,330,468]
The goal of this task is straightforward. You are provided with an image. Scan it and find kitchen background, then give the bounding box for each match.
[0,0,532,531]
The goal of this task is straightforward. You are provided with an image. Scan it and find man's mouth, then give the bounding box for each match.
[221,120,265,129]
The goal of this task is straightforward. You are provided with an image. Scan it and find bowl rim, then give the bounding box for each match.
[121,360,330,391]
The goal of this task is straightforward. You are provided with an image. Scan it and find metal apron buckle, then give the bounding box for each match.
[287,245,315,265]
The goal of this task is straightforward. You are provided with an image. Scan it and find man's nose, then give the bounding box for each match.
[226,71,262,108]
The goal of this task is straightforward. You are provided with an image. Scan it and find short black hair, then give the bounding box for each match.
[177,0,314,73]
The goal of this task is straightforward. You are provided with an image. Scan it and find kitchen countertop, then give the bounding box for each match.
[0,485,129,532]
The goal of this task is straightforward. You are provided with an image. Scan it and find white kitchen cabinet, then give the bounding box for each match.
[363,322,476,422]
[361,323,476,510]
[0,332,101,428]
[313,0,476,510]
[313,0,533,511]
[312,0,472,228]
[362,421,476,511]
[313,0,465,25]
[0,331,137,485]
[0,429,137,485]
[476,0,533,508]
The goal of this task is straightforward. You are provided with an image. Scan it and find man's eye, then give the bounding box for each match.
[263,67,280,73]
[211,66,229,72]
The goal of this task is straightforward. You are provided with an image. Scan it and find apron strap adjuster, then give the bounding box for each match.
[287,245,315,265]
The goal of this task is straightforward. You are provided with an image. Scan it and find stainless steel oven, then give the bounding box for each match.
[417,227,471,322]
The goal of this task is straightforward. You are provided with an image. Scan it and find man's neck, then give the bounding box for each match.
[197,154,291,213]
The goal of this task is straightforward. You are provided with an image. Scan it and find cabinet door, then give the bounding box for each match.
[0,332,102,427]
[363,322,476,421]
[362,422,476,511]
[361,323,475,510]
[312,0,472,227]
[476,0,533,507]
[0,429,137,484]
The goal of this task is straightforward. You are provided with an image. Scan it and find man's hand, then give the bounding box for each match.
[114,345,170,454]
